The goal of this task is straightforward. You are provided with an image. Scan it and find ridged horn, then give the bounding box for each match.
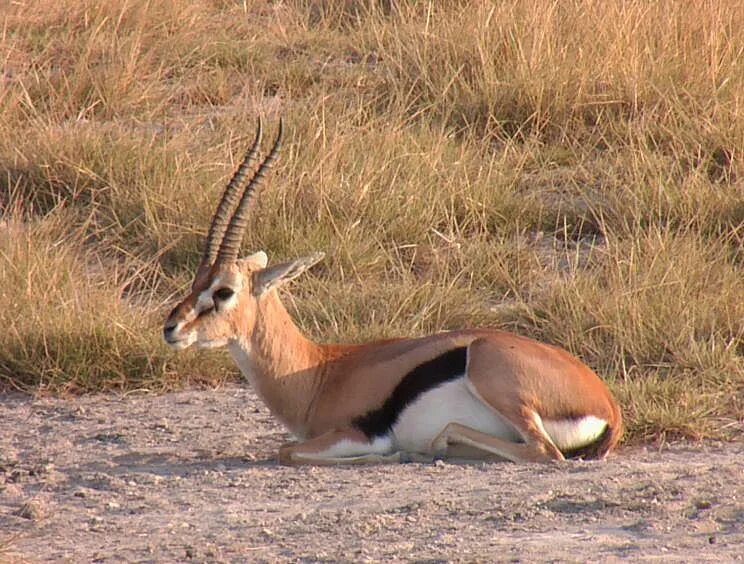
[199,118,263,272]
[215,118,283,266]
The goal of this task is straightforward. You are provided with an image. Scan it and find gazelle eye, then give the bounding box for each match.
[213,287,235,301]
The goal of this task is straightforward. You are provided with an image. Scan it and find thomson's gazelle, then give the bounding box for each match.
[163,119,622,465]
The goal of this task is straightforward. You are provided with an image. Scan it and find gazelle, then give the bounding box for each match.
[163,118,622,465]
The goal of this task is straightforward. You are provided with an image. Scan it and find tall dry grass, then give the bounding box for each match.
[0,0,742,441]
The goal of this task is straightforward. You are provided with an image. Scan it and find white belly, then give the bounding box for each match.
[391,376,521,453]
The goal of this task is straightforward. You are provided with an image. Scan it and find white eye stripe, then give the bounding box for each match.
[196,292,214,310]
[194,289,237,315]
[196,288,234,303]
[202,274,242,304]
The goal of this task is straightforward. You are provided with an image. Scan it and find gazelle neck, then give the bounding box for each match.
[227,291,328,437]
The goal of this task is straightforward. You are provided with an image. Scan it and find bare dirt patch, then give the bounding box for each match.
[1,387,742,562]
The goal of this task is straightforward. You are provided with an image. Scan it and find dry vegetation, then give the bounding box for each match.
[0,0,742,443]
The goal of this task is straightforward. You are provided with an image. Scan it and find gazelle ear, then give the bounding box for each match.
[253,252,325,296]
[241,250,268,270]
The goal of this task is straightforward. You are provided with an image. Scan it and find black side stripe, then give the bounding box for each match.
[352,346,468,439]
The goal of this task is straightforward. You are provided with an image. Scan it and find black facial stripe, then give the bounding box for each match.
[197,305,215,318]
[352,346,468,439]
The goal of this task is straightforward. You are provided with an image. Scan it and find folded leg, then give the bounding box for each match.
[278,428,402,466]
[431,422,564,463]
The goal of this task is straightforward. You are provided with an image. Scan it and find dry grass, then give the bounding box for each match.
[1,0,742,442]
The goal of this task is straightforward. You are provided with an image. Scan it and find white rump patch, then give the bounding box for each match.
[543,416,608,451]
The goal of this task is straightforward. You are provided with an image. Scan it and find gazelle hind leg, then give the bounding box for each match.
[460,338,566,462]
[431,418,564,464]
[441,391,565,462]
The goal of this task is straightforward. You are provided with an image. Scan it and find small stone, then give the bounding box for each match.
[694,499,713,510]
[15,500,45,521]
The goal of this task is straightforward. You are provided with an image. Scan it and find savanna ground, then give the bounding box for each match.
[1,387,743,562]
[1,0,743,560]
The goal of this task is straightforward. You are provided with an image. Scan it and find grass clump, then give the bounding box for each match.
[0,208,229,393]
[514,227,744,440]
[0,0,742,442]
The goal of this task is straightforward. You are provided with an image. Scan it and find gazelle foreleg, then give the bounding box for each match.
[278,428,403,466]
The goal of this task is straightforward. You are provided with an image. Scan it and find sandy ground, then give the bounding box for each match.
[0,386,742,563]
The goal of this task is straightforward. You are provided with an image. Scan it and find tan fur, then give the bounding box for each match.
[164,258,623,464]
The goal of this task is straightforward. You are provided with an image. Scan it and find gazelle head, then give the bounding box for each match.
[163,118,324,350]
